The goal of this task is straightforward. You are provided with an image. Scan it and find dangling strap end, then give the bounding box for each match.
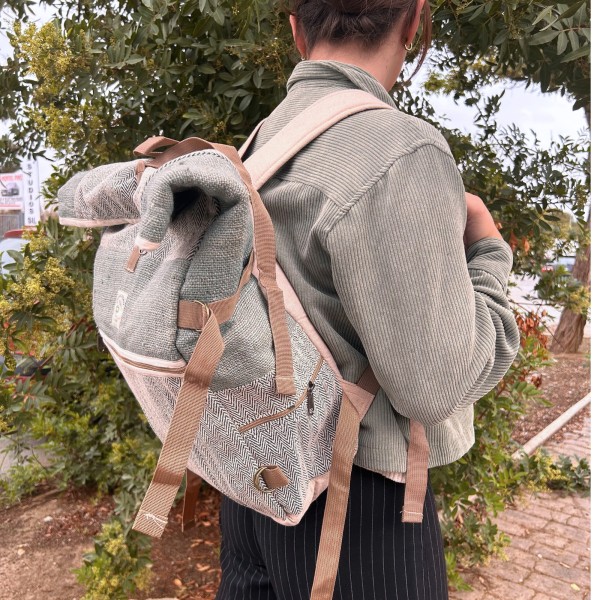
[400,508,424,524]
[132,510,169,538]
[181,469,203,532]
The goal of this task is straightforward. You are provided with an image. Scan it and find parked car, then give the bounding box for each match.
[1,182,20,197]
[541,255,576,274]
[0,229,28,275]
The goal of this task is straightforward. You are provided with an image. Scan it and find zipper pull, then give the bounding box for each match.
[126,245,148,273]
[307,381,315,415]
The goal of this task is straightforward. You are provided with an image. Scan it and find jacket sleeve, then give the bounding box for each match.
[326,142,520,426]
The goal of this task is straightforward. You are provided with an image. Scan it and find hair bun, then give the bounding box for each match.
[324,0,364,15]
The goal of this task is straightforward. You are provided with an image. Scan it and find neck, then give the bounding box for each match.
[307,41,406,92]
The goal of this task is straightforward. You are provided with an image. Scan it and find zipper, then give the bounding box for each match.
[239,356,324,434]
[306,381,315,416]
[102,335,187,375]
[125,245,148,273]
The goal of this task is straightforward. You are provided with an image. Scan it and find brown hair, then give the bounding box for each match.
[287,0,432,80]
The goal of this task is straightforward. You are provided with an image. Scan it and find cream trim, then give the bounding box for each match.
[375,469,407,484]
[59,217,140,227]
[134,236,161,251]
[99,330,187,375]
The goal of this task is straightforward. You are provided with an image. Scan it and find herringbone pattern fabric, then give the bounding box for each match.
[115,312,343,521]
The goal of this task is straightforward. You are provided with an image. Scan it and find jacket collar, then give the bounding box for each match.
[286,60,397,108]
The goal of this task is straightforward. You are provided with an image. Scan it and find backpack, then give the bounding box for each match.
[57,89,430,599]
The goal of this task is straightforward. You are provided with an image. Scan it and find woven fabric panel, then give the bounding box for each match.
[71,161,141,223]
[92,151,253,362]
[113,317,342,521]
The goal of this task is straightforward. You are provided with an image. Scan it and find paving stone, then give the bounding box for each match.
[544,521,589,543]
[529,542,580,567]
[534,558,590,588]
[487,559,530,584]
[500,508,549,529]
[563,541,591,560]
[527,496,581,518]
[450,418,591,600]
[525,572,588,599]
[572,495,591,509]
[508,535,535,552]
[449,588,485,600]
[485,578,536,599]
[528,530,569,550]
[495,518,526,537]
[504,546,537,569]
[567,515,591,529]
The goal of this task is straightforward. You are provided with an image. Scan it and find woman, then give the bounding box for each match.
[216,1,520,598]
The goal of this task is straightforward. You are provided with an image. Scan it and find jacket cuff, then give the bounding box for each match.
[465,236,514,290]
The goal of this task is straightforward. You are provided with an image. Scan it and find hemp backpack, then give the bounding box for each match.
[57,90,429,599]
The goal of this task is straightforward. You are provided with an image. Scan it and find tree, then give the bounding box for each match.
[425,0,591,351]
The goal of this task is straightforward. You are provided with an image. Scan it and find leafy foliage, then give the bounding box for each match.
[75,519,153,600]
[429,1,590,111]
[0,0,591,595]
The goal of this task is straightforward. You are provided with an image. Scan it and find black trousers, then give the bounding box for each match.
[216,465,449,600]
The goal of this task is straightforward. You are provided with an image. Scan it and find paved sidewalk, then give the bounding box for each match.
[450,413,591,600]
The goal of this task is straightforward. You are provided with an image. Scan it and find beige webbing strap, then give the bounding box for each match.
[354,366,429,522]
[178,251,254,330]
[242,90,393,189]
[134,136,213,163]
[133,136,179,157]
[310,365,430,598]
[310,387,364,600]
[213,142,297,396]
[238,118,265,158]
[132,310,224,538]
[401,420,429,523]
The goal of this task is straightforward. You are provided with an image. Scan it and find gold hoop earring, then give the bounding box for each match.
[404,42,413,51]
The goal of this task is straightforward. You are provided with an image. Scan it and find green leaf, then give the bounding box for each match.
[558,0,585,20]
[556,31,568,55]
[560,45,589,62]
[529,29,560,46]
[532,5,554,26]
[198,63,216,74]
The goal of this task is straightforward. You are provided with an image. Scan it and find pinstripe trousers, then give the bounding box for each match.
[216,465,449,599]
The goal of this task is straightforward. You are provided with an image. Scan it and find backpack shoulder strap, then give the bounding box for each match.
[242,89,393,189]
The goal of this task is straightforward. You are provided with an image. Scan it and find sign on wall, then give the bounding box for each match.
[0,160,41,225]
[0,172,24,209]
[22,160,41,226]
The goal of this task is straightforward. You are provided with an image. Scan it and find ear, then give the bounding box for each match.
[289,14,308,58]
[404,0,426,45]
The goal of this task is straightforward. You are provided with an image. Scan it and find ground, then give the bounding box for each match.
[0,337,591,600]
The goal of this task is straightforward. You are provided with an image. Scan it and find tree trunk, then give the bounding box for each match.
[550,207,591,353]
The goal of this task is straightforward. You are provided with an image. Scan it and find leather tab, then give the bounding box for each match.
[125,245,145,273]
[260,465,289,491]
[133,136,179,157]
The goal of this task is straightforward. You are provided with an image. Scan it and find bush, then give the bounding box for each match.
[75,519,153,600]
